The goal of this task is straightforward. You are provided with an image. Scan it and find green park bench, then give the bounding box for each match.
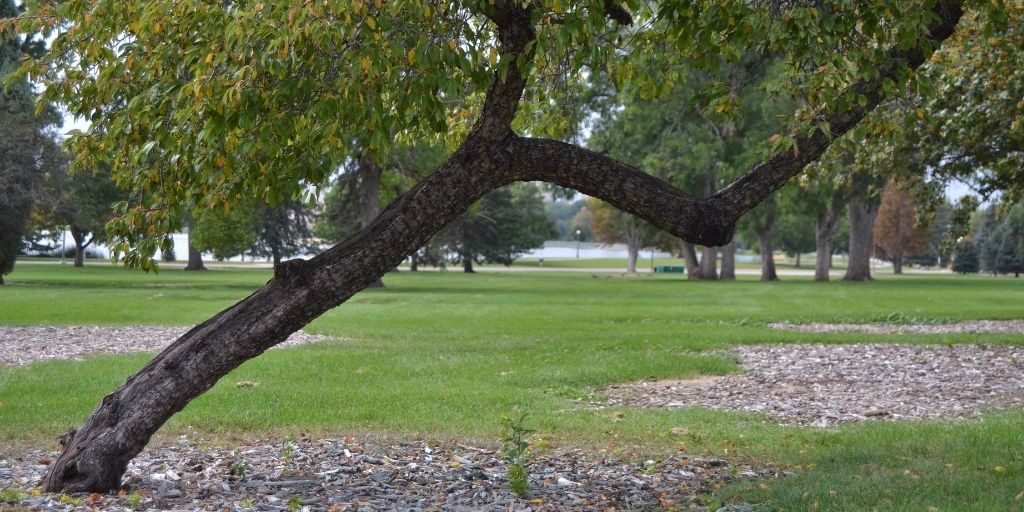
[654,265,685,273]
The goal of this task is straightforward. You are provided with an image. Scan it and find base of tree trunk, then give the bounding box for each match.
[366,278,385,288]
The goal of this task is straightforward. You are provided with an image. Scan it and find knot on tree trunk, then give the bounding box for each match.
[58,428,77,448]
[274,258,309,285]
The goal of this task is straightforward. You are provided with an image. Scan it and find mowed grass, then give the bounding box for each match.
[1,263,1023,510]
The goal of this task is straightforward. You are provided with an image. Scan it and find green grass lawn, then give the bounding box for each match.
[1,263,1022,510]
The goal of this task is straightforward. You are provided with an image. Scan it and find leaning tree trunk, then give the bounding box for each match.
[38,1,963,493]
[359,155,385,288]
[843,199,880,281]
[719,241,736,280]
[814,208,841,282]
[681,242,701,280]
[756,229,778,281]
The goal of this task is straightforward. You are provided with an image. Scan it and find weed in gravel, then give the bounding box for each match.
[501,413,534,496]
[125,491,144,510]
[1,488,25,504]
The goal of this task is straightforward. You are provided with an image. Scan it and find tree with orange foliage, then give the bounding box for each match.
[873,180,931,274]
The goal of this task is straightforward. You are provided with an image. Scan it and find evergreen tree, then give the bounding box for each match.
[444,184,554,273]
[0,0,62,284]
[951,238,979,274]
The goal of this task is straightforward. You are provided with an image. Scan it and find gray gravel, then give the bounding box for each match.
[0,326,335,366]
[602,343,1024,426]
[0,437,782,511]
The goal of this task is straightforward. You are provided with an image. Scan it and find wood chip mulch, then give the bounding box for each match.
[0,437,783,511]
[600,343,1024,427]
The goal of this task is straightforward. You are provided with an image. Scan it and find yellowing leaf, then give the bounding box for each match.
[489,47,497,66]
[360,55,371,72]
[366,16,376,30]
[407,48,416,65]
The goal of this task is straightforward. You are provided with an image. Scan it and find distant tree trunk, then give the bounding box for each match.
[844,199,880,281]
[756,230,778,281]
[719,241,735,280]
[699,246,718,280]
[892,250,903,274]
[814,208,841,282]
[626,242,639,273]
[463,255,475,273]
[681,242,701,280]
[184,219,207,271]
[410,252,419,272]
[71,229,89,267]
[359,155,385,288]
[794,252,801,268]
[271,247,282,267]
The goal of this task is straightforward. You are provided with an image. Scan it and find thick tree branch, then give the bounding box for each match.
[469,1,535,142]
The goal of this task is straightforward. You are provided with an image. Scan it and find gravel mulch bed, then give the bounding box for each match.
[0,437,783,511]
[601,344,1024,427]
[0,326,335,366]
[768,319,1024,334]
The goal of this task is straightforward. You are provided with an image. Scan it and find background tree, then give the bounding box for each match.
[41,166,126,267]
[873,180,931,274]
[250,199,317,267]
[443,183,554,273]
[0,0,61,284]
[951,237,980,273]
[775,208,817,268]
[587,198,650,273]
[989,203,1024,276]
[189,207,257,262]
[742,195,779,281]
[8,0,973,491]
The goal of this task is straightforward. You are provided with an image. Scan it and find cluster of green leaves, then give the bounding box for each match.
[5,0,1005,270]
[914,4,1024,200]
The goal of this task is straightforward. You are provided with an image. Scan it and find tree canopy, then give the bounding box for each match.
[7,0,993,270]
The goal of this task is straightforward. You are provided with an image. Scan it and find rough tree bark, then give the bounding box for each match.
[844,199,881,281]
[40,0,964,493]
[814,205,842,281]
[719,241,736,280]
